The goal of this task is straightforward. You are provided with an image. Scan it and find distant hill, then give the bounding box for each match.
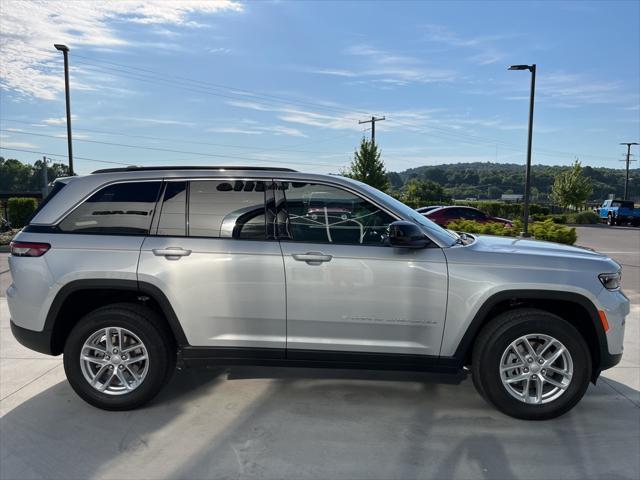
[387,162,639,202]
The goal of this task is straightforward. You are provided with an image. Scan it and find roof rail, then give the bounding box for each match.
[91,165,298,174]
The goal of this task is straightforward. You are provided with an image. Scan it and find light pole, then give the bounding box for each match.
[54,44,74,175]
[508,64,536,237]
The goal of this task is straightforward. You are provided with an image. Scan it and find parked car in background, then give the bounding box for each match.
[415,205,442,214]
[424,206,513,228]
[596,199,640,226]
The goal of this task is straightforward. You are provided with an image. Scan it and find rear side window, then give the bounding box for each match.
[188,180,268,239]
[59,181,161,234]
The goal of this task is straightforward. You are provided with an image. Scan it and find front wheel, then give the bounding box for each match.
[607,214,616,226]
[472,309,591,420]
[63,303,175,410]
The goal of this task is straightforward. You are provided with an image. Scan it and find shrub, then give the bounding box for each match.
[0,228,20,246]
[7,197,38,228]
[447,218,577,245]
[530,219,577,245]
[447,219,517,237]
[551,214,567,224]
[569,211,600,224]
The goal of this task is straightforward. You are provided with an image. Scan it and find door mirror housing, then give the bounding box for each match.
[389,221,431,248]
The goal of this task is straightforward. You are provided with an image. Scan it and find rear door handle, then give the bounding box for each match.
[292,252,332,265]
[152,247,192,259]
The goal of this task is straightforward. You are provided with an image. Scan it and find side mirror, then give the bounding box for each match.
[389,221,431,248]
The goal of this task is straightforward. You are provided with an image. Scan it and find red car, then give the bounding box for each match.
[424,206,513,228]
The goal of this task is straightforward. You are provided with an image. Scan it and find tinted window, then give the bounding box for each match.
[59,182,161,234]
[157,182,186,236]
[188,180,267,239]
[461,208,484,219]
[279,182,394,245]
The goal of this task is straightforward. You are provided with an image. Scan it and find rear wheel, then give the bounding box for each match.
[472,308,591,420]
[63,303,175,410]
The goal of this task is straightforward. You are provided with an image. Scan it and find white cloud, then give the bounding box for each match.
[308,43,456,87]
[0,0,242,99]
[207,123,307,137]
[0,133,38,149]
[42,115,77,125]
[422,24,508,65]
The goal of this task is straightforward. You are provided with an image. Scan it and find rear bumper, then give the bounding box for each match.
[10,320,55,355]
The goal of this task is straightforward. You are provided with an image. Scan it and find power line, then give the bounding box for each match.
[71,53,378,118]
[0,118,356,156]
[0,147,133,166]
[13,53,620,165]
[0,129,346,169]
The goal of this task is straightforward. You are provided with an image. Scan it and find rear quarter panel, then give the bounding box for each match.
[7,231,143,332]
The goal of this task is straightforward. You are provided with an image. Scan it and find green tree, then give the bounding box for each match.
[0,157,70,191]
[344,137,389,192]
[551,160,593,210]
[400,179,451,208]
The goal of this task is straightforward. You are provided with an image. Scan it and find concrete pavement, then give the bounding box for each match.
[1,226,638,479]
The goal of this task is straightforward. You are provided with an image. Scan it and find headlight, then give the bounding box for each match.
[599,272,621,290]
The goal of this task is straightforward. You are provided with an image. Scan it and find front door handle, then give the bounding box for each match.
[292,252,332,265]
[152,247,192,259]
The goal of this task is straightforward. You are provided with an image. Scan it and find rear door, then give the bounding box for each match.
[138,179,286,351]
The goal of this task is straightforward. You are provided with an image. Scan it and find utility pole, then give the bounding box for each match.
[620,142,639,200]
[54,44,74,175]
[41,156,49,197]
[358,116,386,144]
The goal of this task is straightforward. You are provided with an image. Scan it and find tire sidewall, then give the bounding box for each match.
[63,307,170,410]
[479,316,591,420]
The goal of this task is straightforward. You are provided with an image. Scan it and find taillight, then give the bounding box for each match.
[9,241,51,257]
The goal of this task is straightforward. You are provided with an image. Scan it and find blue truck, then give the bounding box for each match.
[597,199,640,226]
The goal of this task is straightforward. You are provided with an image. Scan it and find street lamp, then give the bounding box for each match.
[54,44,74,175]
[508,63,536,237]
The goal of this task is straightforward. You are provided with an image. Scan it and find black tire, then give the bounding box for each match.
[607,214,615,226]
[471,308,591,420]
[63,303,176,410]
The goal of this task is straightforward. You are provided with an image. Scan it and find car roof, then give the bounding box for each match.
[30,168,370,225]
[91,165,297,174]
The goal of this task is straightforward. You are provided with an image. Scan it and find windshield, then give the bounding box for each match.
[346,179,458,246]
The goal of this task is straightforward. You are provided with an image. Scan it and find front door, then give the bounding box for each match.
[276,181,448,357]
[138,179,286,351]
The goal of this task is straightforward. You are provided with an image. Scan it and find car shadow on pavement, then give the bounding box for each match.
[1,367,638,480]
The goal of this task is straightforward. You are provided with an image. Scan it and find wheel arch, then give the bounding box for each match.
[46,279,188,355]
[455,290,607,381]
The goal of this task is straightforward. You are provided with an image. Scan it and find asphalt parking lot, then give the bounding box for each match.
[1,225,638,480]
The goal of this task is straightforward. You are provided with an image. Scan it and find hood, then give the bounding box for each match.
[452,233,620,273]
[472,234,604,259]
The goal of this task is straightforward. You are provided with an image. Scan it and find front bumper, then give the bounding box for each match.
[10,320,55,355]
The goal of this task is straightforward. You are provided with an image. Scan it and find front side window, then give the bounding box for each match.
[59,181,161,234]
[278,182,394,245]
[188,180,268,239]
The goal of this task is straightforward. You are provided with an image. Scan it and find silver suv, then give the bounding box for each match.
[8,166,628,419]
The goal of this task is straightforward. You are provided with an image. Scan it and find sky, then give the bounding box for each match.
[0,0,639,175]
